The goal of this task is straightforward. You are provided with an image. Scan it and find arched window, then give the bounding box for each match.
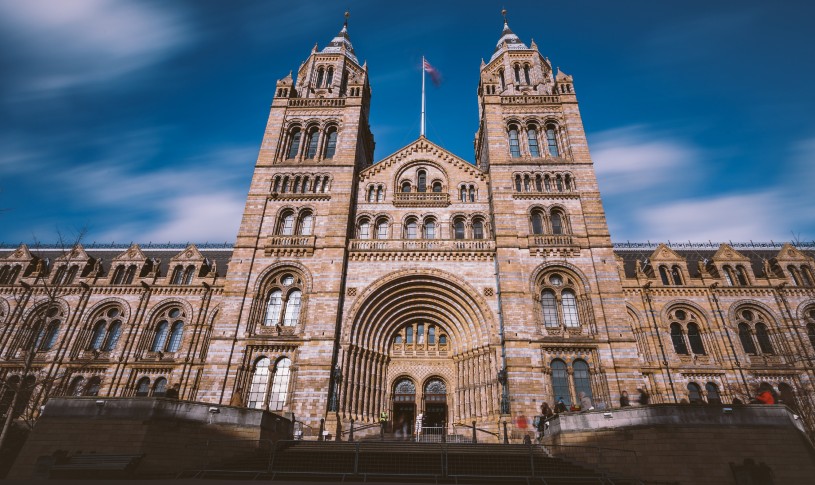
[541,290,559,327]
[326,67,334,87]
[544,175,552,191]
[755,323,774,354]
[460,186,467,202]
[738,322,757,354]
[531,211,544,235]
[659,266,671,285]
[469,186,475,202]
[808,323,815,351]
[687,323,705,355]
[90,321,107,350]
[788,266,802,286]
[299,212,314,236]
[546,125,559,157]
[801,266,815,286]
[551,212,564,235]
[167,321,184,352]
[248,357,271,409]
[417,170,427,192]
[315,67,324,87]
[359,219,370,239]
[170,265,183,285]
[432,181,442,193]
[528,128,540,157]
[103,320,122,352]
[152,378,167,397]
[428,326,435,344]
[671,266,683,285]
[524,175,531,192]
[556,175,564,192]
[424,220,435,239]
[687,383,703,404]
[376,220,388,239]
[368,186,376,202]
[151,321,169,352]
[401,181,411,193]
[39,322,60,351]
[513,64,521,84]
[535,175,543,192]
[135,377,150,397]
[324,128,338,159]
[705,382,721,404]
[377,186,384,202]
[68,376,85,396]
[265,290,283,326]
[514,175,522,192]
[64,265,78,284]
[269,358,292,411]
[405,218,418,239]
[736,266,749,286]
[305,127,320,159]
[723,266,736,286]
[551,360,571,405]
[183,265,195,285]
[124,265,136,284]
[572,360,593,400]
[561,290,580,327]
[286,128,301,159]
[453,218,465,240]
[508,126,521,158]
[473,220,484,240]
[0,266,9,284]
[670,323,689,354]
[280,212,295,236]
[523,64,531,85]
[498,69,505,90]
[283,290,302,326]
[112,266,125,285]
[406,325,413,344]
[52,266,66,285]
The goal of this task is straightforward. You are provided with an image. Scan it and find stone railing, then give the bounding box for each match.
[265,235,316,256]
[529,235,575,247]
[288,98,345,108]
[501,95,560,105]
[392,192,450,207]
[349,239,495,252]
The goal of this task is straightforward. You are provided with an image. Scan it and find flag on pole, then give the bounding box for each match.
[423,58,442,86]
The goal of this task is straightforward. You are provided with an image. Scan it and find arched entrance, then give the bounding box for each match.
[392,378,416,436]
[423,378,447,428]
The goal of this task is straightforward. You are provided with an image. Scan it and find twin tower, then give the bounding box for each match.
[209,16,633,433]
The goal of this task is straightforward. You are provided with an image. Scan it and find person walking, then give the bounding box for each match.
[379,409,389,440]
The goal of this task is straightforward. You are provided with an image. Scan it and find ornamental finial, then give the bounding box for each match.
[344,10,350,27]
[501,8,507,23]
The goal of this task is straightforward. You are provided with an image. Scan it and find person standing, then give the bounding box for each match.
[637,388,650,406]
[579,392,593,411]
[620,390,630,407]
[554,397,568,414]
[415,413,423,440]
[379,409,389,440]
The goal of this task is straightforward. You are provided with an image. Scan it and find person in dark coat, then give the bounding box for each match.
[554,397,568,414]
[620,390,630,407]
[540,402,554,419]
[637,388,650,405]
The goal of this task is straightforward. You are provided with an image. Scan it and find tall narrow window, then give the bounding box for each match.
[40,322,60,350]
[406,219,418,239]
[248,357,270,409]
[406,326,413,343]
[326,67,334,87]
[269,358,292,411]
[323,128,337,159]
[508,127,521,158]
[315,68,324,87]
[551,212,563,235]
[417,323,425,344]
[283,290,302,326]
[531,212,544,235]
[454,219,465,240]
[801,266,815,286]
[151,321,169,352]
[424,220,435,239]
[514,175,522,192]
[556,175,564,192]
[368,187,376,202]
[305,127,319,159]
[551,360,571,405]
[498,69,505,90]
[670,323,689,354]
[659,266,671,285]
[736,266,749,286]
[167,321,183,352]
[755,323,774,354]
[124,265,136,284]
[377,220,388,239]
[788,266,802,286]
[738,323,757,354]
[377,186,384,202]
[359,220,370,239]
[562,290,580,327]
[687,383,703,403]
[808,323,815,351]
[402,181,411,193]
[469,187,475,202]
[171,266,183,285]
[671,266,683,285]
[523,65,531,85]
[417,170,427,192]
[524,175,530,192]
[541,290,559,327]
[513,64,520,84]
[535,175,542,192]
[281,213,295,236]
[299,213,314,236]
[265,290,283,326]
[687,323,705,355]
[183,266,195,285]
[136,377,151,397]
[572,360,593,400]
[428,326,436,344]
[153,378,167,397]
[287,129,301,159]
[528,128,540,157]
[90,322,106,350]
[103,321,122,351]
[705,382,721,404]
[461,186,467,202]
[546,126,559,156]
[544,175,551,192]
[432,181,442,192]
[473,220,484,240]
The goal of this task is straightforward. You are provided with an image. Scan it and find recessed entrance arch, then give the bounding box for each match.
[339,270,501,428]
[392,378,416,436]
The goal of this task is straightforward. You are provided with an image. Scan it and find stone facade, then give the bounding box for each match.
[1,18,814,441]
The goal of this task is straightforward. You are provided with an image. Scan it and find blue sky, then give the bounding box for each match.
[1,0,813,245]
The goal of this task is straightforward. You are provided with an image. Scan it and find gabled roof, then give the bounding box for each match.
[170,244,206,263]
[649,243,684,262]
[775,243,814,262]
[112,244,147,262]
[490,20,529,62]
[711,243,751,262]
[4,244,34,262]
[359,137,486,182]
[54,244,91,263]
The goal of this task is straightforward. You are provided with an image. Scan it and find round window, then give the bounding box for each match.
[549,274,563,286]
[281,275,295,286]
[674,310,686,320]
[47,307,59,317]
[107,308,119,318]
[809,309,815,320]
[742,310,754,321]
[169,308,181,318]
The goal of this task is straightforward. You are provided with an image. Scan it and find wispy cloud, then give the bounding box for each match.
[0,0,193,99]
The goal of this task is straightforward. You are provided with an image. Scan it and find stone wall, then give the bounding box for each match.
[542,404,815,484]
[8,397,292,479]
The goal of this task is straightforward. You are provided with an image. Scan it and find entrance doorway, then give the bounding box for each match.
[423,378,447,428]
[392,378,416,437]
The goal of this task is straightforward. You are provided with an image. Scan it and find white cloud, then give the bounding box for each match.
[0,0,192,97]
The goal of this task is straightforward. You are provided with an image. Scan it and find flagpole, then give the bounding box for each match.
[421,56,426,137]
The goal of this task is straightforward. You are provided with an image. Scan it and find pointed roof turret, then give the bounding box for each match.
[321,11,359,64]
[490,10,528,62]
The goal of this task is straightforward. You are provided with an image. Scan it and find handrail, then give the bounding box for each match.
[453,422,499,439]
[341,420,380,436]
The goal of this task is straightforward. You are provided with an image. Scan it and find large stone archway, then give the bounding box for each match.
[338,270,501,428]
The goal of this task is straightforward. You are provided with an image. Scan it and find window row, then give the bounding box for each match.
[400,169,443,193]
[366,184,386,202]
[550,359,593,406]
[247,356,292,411]
[273,174,332,194]
[530,208,570,236]
[721,265,751,287]
[514,172,575,193]
[658,265,684,286]
[459,184,478,203]
[788,264,815,287]
[392,322,449,347]
[313,65,335,88]
[282,124,339,161]
[0,265,22,285]
[356,215,489,240]
[276,209,314,236]
[686,382,721,404]
[135,376,169,397]
[508,122,561,158]
[67,376,102,397]
[497,63,535,91]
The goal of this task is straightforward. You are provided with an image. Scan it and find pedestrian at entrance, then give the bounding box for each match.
[637,388,650,406]
[620,390,630,407]
[415,413,423,440]
[554,397,568,414]
[379,409,389,440]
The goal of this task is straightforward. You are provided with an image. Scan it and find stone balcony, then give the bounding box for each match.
[528,235,580,257]
[349,239,495,252]
[287,98,345,108]
[392,192,450,207]
[264,235,316,256]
